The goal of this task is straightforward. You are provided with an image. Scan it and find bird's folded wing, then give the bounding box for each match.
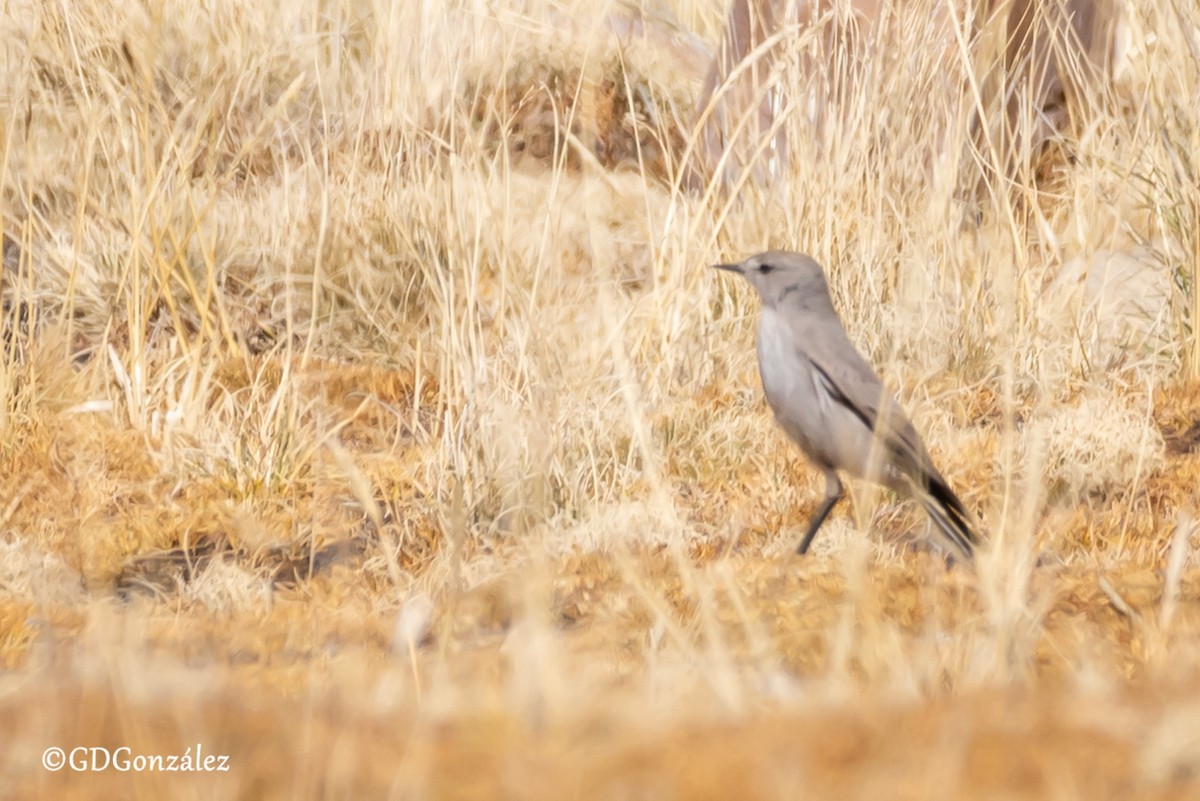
[800,334,933,475]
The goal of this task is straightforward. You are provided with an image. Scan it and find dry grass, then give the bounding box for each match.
[2,0,1200,797]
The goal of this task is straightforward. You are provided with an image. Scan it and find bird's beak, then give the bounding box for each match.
[712,262,743,274]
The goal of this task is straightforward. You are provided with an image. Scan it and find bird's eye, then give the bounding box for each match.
[758,263,774,274]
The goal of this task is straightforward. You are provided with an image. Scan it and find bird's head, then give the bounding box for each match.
[712,250,830,306]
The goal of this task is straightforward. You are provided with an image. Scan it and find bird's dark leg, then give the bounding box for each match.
[796,471,843,555]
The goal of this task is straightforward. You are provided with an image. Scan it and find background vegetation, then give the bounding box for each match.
[2,0,1199,797]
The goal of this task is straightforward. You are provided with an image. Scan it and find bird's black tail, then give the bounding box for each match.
[919,477,981,560]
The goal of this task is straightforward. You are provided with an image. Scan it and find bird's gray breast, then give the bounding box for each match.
[756,306,829,460]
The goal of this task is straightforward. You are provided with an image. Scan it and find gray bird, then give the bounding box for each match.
[714,250,980,559]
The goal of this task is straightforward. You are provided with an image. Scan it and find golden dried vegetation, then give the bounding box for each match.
[2,0,1200,798]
